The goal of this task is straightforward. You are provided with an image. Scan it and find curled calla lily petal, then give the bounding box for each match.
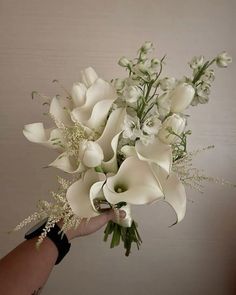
[135,137,172,174]
[103,157,164,205]
[66,169,106,218]
[71,82,87,107]
[23,122,64,150]
[96,108,126,173]
[71,78,117,130]
[151,164,186,224]
[49,97,73,127]
[89,179,106,212]
[49,152,85,173]
[81,67,98,88]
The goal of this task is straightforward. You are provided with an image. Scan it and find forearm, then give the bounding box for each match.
[0,237,58,295]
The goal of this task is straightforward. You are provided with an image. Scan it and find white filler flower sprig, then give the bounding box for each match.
[14,42,232,256]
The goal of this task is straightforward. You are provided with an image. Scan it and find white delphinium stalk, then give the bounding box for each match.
[142,115,161,136]
[191,82,211,105]
[189,56,204,70]
[159,77,176,92]
[201,69,215,83]
[123,85,142,105]
[122,114,141,141]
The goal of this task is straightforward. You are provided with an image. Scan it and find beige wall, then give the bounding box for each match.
[0,0,235,294]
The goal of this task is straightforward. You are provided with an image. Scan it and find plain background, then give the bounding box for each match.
[0,0,235,294]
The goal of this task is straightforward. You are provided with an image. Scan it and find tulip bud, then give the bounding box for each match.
[79,140,104,168]
[71,82,87,107]
[81,67,98,87]
[118,57,131,67]
[158,114,186,144]
[170,83,195,113]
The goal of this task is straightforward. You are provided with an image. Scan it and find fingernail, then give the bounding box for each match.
[119,210,126,219]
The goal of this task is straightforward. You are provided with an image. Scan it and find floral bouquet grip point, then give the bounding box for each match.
[15,42,233,256]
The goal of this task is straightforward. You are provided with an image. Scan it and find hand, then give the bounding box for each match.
[57,209,126,241]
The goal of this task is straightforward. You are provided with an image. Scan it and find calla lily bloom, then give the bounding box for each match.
[103,156,164,205]
[66,169,106,218]
[23,123,64,150]
[151,164,186,224]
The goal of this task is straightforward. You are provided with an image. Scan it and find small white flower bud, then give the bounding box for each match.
[216,51,232,68]
[141,41,153,52]
[118,57,131,67]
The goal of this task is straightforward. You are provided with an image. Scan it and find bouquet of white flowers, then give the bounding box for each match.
[15,42,232,256]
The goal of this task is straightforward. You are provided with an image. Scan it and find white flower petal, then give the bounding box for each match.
[115,204,132,228]
[66,169,105,218]
[84,78,116,110]
[71,82,87,107]
[103,157,164,205]
[90,179,106,212]
[49,97,73,127]
[49,152,84,173]
[151,164,186,224]
[23,123,64,150]
[97,108,125,159]
[135,137,172,174]
[81,67,98,87]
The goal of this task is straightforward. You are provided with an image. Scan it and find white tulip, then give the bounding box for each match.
[158,114,186,144]
[216,51,232,68]
[81,67,98,87]
[170,83,195,113]
[79,140,104,168]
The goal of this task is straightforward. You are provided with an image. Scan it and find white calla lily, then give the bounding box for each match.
[48,152,85,173]
[71,78,117,130]
[103,157,164,205]
[71,82,87,107]
[81,67,98,87]
[151,164,186,224]
[66,169,106,218]
[96,108,126,173]
[135,137,172,174]
[49,96,73,127]
[23,122,64,150]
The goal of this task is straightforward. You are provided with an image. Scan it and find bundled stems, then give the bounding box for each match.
[103,220,142,256]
